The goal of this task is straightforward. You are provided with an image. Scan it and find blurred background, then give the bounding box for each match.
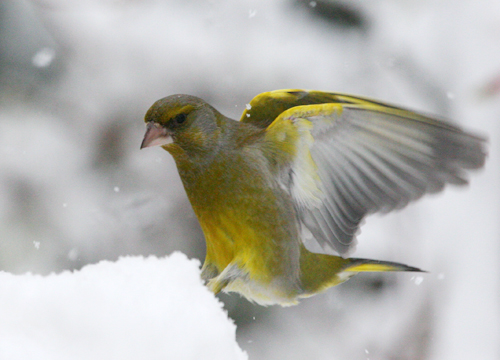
[1,0,498,359]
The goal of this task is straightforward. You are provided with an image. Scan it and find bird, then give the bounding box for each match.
[140,89,486,306]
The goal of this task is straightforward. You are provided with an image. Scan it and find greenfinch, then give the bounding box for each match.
[141,89,486,306]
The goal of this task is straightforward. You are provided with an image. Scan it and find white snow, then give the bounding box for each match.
[0,253,247,360]
[31,47,56,68]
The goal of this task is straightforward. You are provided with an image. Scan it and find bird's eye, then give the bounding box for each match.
[174,113,187,124]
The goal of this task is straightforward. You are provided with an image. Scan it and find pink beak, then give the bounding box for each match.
[140,122,173,149]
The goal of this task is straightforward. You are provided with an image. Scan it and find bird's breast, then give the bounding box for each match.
[178,151,302,287]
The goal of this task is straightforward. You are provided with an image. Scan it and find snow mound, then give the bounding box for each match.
[0,252,247,360]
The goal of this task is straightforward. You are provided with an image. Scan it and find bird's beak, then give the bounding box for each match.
[140,122,173,149]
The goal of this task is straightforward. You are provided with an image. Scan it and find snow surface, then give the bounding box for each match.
[0,253,247,360]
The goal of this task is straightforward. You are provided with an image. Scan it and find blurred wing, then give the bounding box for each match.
[240,89,399,128]
[265,102,486,256]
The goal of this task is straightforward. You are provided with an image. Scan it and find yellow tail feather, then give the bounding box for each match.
[344,258,425,273]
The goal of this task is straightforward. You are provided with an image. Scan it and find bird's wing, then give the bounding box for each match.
[240,89,400,128]
[264,100,486,256]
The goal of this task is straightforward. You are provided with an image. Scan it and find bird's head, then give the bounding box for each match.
[141,94,220,154]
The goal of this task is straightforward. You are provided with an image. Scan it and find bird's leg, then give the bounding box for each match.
[206,262,245,294]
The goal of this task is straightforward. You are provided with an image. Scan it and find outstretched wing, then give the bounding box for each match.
[263,97,486,256]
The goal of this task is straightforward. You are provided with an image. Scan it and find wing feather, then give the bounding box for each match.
[262,93,486,256]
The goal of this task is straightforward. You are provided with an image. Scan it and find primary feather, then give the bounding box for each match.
[256,92,486,256]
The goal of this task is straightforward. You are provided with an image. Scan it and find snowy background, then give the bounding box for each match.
[0,0,499,359]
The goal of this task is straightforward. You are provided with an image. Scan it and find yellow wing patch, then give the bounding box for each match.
[264,103,344,210]
[239,88,404,128]
[272,103,344,125]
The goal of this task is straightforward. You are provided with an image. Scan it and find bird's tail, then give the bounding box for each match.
[343,258,425,273]
[298,246,425,298]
